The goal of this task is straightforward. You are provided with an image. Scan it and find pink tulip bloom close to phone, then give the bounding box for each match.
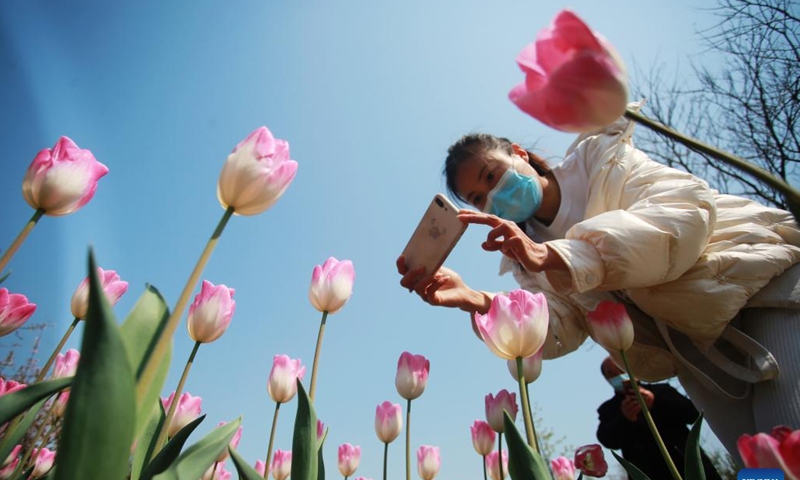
[395,351,430,400]
[0,288,37,338]
[474,289,548,360]
[308,257,355,314]
[509,9,628,133]
[22,136,109,216]
[70,268,129,320]
[587,300,634,351]
[217,126,298,216]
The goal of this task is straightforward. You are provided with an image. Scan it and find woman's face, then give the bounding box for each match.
[453,145,537,211]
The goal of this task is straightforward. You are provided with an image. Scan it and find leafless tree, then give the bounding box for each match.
[633,0,799,209]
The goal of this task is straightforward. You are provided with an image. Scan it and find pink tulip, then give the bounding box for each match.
[551,456,575,480]
[508,10,628,133]
[215,421,243,462]
[738,428,800,479]
[187,280,236,343]
[374,401,403,443]
[217,126,298,216]
[271,449,292,480]
[0,289,36,337]
[308,257,355,314]
[0,456,19,480]
[470,420,496,456]
[586,301,634,352]
[354,478,373,480]
[486,450,508,480]
[53,391,70,418]
[0,378,25,397]
[395,351,430,401]
[70,268,129,320]
[506,348,543,384]
[574,444,608,477]
[254,460,267,476]
[201,464,232,480]
[337,443,361,476]
[317,419,325,442]
[416,445,441,480]
[22,136,109,216]
[52,349,80,379]
[267,354,306,403]
[474,290,548,360]
[161,391,202,438]
[485,390,518,433]
[30,448,55,478]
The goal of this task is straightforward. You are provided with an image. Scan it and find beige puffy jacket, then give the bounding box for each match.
[501,110,800,387]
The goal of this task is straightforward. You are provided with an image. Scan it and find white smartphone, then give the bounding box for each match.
[400,193,467,276]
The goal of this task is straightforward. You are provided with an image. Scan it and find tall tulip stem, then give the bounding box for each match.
[619,349,682,480]
[624,109,800,222]
[309,310,328,401]
[383,441,389,480]
[515,356,539,453]
[405,399,412,480]
[35,318,80,383]
[482,455,488,480]
[497,433,504,480]
[263,402,282,480]
[0,208,43,275]
[153,340,202,451]
[136,207,233,404]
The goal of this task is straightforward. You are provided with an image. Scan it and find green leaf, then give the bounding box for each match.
[611,450,652,480]
[502,412,551,480]
[229,447,266,480]
[0,398,47,464]
[140,414,207,480]
[317,427,327,480]
[131,403,166,480]
[120,284,172,440]
[291,380,318,480]
[684,413,706,480]
[0,377,71,425]
[54,249,137,480]
[152,417,242,480]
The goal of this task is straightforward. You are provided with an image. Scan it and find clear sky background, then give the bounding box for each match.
[1,1,728,478]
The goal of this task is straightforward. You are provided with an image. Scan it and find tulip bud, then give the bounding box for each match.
[161,391,202,438]
[574,444,608,477]
[22,136,109,216]
[187,280,236,343]
[70,268,128,320]
[0,289,36,337]
[317,419,325,443]
[416,445,441,480]
[217,126,298,216]
[507,348,543,384]
[395,351,430,401]
[29,448,55,479]
[470,420,496,457]
[254,460,267,477]
[337,443,361,477]
[486,450,508,480]
[474,289,548,360]
[485,390,518,433]
[551,456,575,480]
[1,445,21,469]
[267,355,306,404]
[271,449,292,480]
[0,378,26,397]
[374,401,403,444]
[53,391,70,418]
[52,349,80,379]
[586,301,634,352]
[308,257,355,314]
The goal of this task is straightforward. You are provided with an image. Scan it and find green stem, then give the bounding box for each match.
[405,399,411,480]
[524,381,542,455]
[0,209,43,275]
[482,455,488,480]
[497,433,504,480]
[263,402,281,480]
[136,207,233,403]
[383,441,389,480]
[153,341,202,451]
[36,318,80,383]
[308,310,328,401]
[577,473,584,480]
[624,109,800,222]
[516,356,538,453]
[620,349,683,480]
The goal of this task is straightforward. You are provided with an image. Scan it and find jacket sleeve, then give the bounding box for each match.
[596,401,629,450]
[650,384,700,425]
[544,116,718,294]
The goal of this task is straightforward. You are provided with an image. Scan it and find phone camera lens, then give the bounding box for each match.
[435,198,444,208]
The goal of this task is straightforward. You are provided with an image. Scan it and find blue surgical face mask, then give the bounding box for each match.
[608,373,630,393]
[482,156,543,223]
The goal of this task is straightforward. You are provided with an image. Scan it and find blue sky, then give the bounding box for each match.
[1,1,725,478]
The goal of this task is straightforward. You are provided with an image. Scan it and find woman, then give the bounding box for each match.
[397,106,800,459]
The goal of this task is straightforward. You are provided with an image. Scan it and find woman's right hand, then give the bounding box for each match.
[396,256,489,312]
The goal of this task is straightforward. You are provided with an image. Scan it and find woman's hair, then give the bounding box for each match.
[443,133,551,205]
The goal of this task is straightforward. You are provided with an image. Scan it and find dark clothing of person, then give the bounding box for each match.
[596,383,722,480]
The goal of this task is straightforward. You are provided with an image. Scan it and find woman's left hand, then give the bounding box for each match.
[458,210,566,273]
